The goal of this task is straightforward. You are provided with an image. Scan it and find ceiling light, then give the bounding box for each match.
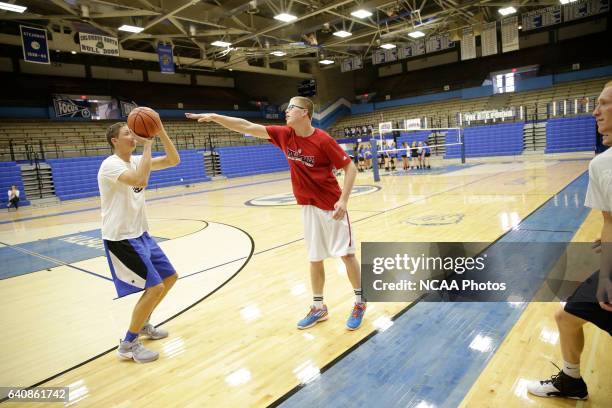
[351,9,372,19]
[333,30,352,38]
[319,59,334,65]
[559,0,577,4]
[274,13,297,22]
[498,6,517,16]
[211,40,232,47]
[118,24,144,33]
[380,43,396,49]
[270,51,286,56]
[408,30,425,38]
[0,2,26,13]
[71,50,77,54]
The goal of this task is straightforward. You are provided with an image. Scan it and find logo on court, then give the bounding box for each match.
[245,185,381,206]
[404,213,464,226]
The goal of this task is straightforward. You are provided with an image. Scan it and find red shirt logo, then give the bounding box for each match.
[287,148,315,167]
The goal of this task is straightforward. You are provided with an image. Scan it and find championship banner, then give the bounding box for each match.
[52,95,92,119]
[79,32,119,56]
[20,25,50,64]
[120,101,138,117]
[341,56,363,72]
[481,21,498,56]
[462,108,516,122]
[501,16,519,53]
[461,27,476,60]
[522,6,562,31]
[403,118,422,130]
[426,34,454,53]
[158,43,174,74]
[385,48,398,63]
[373,49,386,65]
[564,0,610,22]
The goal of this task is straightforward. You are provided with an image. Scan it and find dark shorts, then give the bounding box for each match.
[104,232,177,298]
[564,271,612,336]
[411,151,419,158]
[425,152,431,157]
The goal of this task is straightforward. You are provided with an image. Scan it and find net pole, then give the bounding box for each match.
[371,135,380,182]
[460,128,466,164]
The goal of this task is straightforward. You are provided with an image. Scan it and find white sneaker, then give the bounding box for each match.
[139,323,169,340]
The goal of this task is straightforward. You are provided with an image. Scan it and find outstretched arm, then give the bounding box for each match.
[186,113,270,139]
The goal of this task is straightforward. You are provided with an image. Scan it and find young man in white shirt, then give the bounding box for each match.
[98,119,180,363]
[528,81,612,400]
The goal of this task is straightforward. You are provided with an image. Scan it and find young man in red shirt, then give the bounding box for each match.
[186,97,366,330]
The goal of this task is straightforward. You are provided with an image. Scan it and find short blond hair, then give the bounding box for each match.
[605,80,612,89]
[292,96,314,119]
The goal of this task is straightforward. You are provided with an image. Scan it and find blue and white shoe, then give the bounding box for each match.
[297,305,328,329]
[346,303,367,330]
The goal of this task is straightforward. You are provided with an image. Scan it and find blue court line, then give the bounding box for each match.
[0,175,290,225]
[0,240,112,282]
[277,171,592,408]
[0,229,167,280]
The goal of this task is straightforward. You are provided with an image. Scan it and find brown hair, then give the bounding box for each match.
[106,122,126,151]
[292,96,314,119]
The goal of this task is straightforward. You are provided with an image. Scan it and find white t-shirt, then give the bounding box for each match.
[7,189,19,199]
[585,148,612,211]
[98,154,148,241]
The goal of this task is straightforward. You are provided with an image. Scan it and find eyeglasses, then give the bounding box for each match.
[286,104,307,111]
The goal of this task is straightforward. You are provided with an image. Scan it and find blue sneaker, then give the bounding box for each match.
[346,303,367,330]
[297,305,328,329]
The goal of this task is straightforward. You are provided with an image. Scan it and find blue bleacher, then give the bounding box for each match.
[445,123,524,159]
[217,144,288,178]
[0,162,30,207]
[48,150,210,201]
[545,116,596,153]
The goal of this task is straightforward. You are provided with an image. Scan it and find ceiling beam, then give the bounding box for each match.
[120,0,200,43]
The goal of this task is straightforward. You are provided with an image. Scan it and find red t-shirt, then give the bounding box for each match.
[266,125,352,211]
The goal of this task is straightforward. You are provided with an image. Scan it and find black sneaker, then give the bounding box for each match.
[527,369,588,400]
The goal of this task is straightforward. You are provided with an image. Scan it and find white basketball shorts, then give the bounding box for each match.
[301,204,356,262]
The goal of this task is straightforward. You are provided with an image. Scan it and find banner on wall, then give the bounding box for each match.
[501,16,519,53]
[522,5,562,31]
[341,56,363,72]
[79,32,119,56]
[461,27,476,60]
[52,95,92,119]
[481,21,498,56]
[373,49,399,64]
[462,108,516,122]
[20,25,50,64]
[403,118,423,130]
[426,34,454,53]
[564,0,610,21]
[120,101,138,117]
[157,43,174,73]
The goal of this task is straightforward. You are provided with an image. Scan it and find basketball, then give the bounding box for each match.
[127,107,161,139]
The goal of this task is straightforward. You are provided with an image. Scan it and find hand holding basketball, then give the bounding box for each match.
[128,107,162,139]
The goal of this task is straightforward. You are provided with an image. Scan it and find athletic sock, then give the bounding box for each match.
[563,360,581,379]
[313,294,324,309]
[124,331,138,343]
[354,288,365,304]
